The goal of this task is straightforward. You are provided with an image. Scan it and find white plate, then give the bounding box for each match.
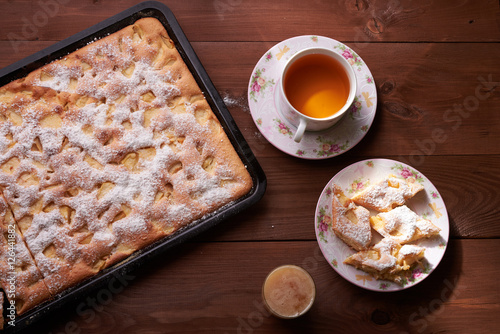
[248,35,377,159]
[315,159,449,291]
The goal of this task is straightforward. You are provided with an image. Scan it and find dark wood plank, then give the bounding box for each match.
[0,0,499,43]
[196,155,500,241]
[0,41,53,69]
[0,40,498,239]
[0,1,498,333]
[26,239,500,334]
[1,41,499,157]
[192,41,500,157]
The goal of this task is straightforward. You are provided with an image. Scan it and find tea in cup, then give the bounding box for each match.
[278,47,357,142]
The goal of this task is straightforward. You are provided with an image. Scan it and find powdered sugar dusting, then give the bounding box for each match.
[0,18,252,301]
[399,244,424,257]
[352,176,418,212]
[352,238,398,272]
[375,205,440,244]
[331,186,372,251]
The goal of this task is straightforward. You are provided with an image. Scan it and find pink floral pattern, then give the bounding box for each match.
[317,206,332,243]
[248,36,377,159]
[403,262,431,287]
[349,95,363,119]
[431,191,440,199]
[273,118,292,137]
[315,136,349,157]
[347,177,369,194]
[334,44,364,69]
[392,163,425,185]
[315,159,449,292]
[249,68,275,102]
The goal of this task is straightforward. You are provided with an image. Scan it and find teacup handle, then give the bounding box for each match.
[293,118,307,143]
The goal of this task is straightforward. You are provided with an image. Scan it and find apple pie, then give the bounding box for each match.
[351,174,423,212]
[344,238,425,285]
[0,17,252,316]
[370,205,441,244]
[331,185,371,251]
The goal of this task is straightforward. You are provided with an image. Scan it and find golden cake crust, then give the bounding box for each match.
[344,238,425,285]
[370,205,441,244]
[331,177,440,286]
[331,185,371,251]
[0,17,252,315]
[351,175,424,212]
[0,194,52,314]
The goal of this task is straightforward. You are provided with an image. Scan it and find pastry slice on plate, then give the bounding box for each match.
[331,185,371,251]
[344,238,425,285]
[370,205,441,244]
[351,174,424,212]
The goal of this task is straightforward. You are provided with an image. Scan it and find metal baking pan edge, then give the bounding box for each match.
[0,1,266,332]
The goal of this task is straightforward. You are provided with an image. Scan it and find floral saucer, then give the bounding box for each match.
[315,159,449,291]
[248,36,377,159]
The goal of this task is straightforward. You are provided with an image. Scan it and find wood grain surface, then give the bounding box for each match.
[0,0,499,333]
[29,240,500,334]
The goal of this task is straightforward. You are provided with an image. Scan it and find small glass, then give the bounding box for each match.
[262,265,316,319]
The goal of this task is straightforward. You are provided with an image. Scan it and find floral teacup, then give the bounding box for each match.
[278,47,357,143]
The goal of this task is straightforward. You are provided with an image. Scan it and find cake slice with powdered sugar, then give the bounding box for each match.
[0,194,52,314]
[351,174,424,212]
[331,184,372,251]
[344,238,425,285]
[370,205,441,245]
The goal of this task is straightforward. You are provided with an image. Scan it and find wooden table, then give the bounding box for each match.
[1,0,499,333]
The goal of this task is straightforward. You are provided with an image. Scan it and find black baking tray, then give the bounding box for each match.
[0,1,266,332]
